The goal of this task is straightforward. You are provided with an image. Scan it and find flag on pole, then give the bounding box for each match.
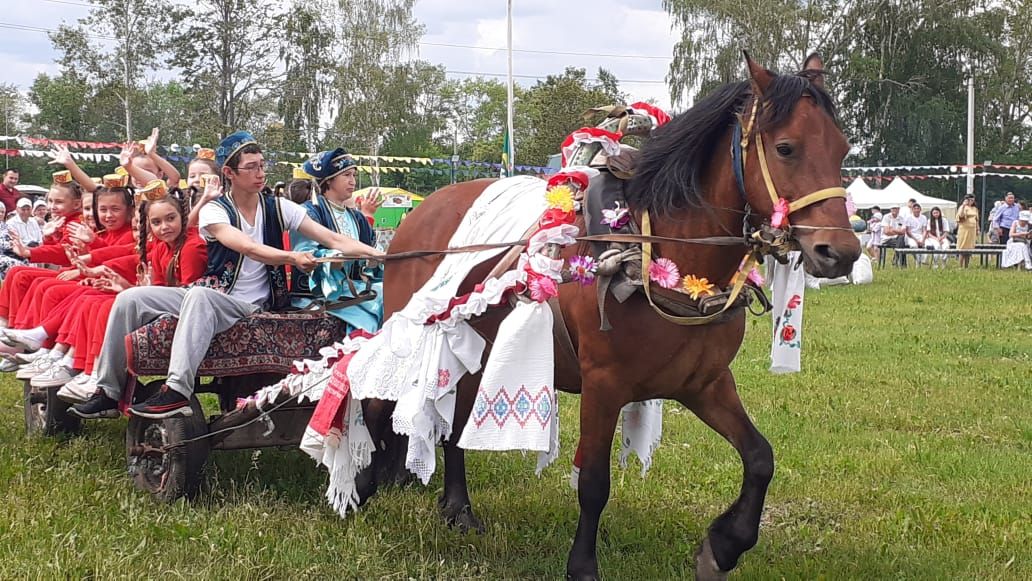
[501,132,511,178]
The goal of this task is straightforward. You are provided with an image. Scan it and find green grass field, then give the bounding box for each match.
[0,268,1029,579]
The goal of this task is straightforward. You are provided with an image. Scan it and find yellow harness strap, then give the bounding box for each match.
[640,211,757,326]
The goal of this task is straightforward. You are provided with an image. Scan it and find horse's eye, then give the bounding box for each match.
[776,144,794,157]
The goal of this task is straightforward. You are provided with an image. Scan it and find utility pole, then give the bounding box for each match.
[451,120,459,185]
[965,68,975,197]
[505,0,515,177]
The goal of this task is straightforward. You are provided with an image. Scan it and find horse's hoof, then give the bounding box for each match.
[565,565,600,581]
[440,502,485,534]
[694,537,729,581]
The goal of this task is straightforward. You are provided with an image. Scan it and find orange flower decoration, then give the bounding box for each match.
[681,274,716,300]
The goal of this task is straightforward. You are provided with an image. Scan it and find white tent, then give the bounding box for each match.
[883,178,957,220]
[847,177,957,220]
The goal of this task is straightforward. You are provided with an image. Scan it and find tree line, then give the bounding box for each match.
[3,0,1030,201]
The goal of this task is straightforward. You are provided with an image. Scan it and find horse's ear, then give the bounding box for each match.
[743,50,774,96]
[802,52,826,89]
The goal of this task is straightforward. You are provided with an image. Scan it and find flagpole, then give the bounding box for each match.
[505,0,515,176]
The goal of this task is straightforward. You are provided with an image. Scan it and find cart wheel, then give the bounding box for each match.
[125,395,209,502]
[23,380,81,437]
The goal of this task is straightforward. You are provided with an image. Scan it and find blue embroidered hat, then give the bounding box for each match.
[216,130,258,167]
[303,148,357,185]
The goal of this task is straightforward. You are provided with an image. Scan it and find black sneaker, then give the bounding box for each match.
[129,385,193,419]
[69,390,121,419]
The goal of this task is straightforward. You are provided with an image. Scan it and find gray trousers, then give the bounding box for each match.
[96,286,259,400]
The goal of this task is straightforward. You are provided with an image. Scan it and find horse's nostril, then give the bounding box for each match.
[814,244,836,261]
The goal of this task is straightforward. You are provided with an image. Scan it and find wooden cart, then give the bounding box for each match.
[23,310,347,502]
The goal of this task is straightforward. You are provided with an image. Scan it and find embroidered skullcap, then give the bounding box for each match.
[303,148,357,185]
[195,148,216,161]
[52,170,73,184]
[215,131,258,167]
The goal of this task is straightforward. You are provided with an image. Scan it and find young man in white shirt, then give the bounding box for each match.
[880,205,907,265]
[903,203,929,265]
[72,131,384,420]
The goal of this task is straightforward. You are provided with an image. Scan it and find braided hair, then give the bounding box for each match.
[137,189,190,286]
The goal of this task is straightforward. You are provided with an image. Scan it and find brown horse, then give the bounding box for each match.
[361,54,860,580]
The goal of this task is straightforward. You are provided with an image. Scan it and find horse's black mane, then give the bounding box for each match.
[628,72,837,215]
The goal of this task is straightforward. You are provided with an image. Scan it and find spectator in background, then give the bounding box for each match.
[6,198,43,247]
[991,192,1020,244]
[866,206,883,262]
[955,194,979,267]
[881,205,907,265]
[32,200,48,226]
[904,202,929,265]
[1001,210,1031,270]
[0,169,20,216]
[924,206,950,268]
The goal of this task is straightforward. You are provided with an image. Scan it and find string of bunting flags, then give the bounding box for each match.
[0,134,553,174]
[843,172,1032,182]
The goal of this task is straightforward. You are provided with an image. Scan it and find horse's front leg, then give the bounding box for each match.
[439,372,484,533]
[566,375,625,581]
[682,369,774,580]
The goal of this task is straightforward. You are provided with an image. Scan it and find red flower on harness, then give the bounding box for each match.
[771,197,790,229]
[539,207,576,230]
[781,324,797,342]
[787,294,802,309]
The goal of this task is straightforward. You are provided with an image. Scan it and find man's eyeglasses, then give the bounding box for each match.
[235,161,269,173]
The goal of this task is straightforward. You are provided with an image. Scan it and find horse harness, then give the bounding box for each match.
[582,97,848,330]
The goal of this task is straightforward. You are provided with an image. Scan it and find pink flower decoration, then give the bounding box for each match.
[601,202,631,229]
[648,257,681,289]
[771,197,790,229]
[787,294,802,309]
[747,267,765,286]
[568,255,597,286]
[528,273,559,302]
[437,368,451,389]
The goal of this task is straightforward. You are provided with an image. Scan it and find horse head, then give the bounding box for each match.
[630,52,860,280]
[740,52,861,278]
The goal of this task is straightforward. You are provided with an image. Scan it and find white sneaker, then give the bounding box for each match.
[58,373,97,404]
[2,329,43,352]
[31,364,78,388]
[11,349,48,365]
[0,359,18,372]
[16,355,56,380]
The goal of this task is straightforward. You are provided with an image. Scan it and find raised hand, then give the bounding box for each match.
[201,175,223,205]
[10,235,30,259]
[68,222,96,245]
[41,216,65,238]
[48,144,73,167]
[144,127,160,157]
[359,187,385,216]
[119,142,135,168]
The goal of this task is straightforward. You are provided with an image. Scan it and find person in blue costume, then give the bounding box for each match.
[294,148,384,334]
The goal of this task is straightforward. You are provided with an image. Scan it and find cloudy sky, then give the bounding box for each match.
[1,0,681,108]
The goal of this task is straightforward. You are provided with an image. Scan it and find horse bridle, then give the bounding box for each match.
[638,95,849,327]
[732,97,848,222]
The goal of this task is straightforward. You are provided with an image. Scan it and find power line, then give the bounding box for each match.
[421,41,672,61]
[31,1,676,62]
[445,69,666,85]
[0,21,117,41]
[39,0,97,7]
